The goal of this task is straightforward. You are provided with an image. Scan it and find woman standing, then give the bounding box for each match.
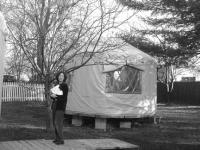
[51,72,68,145]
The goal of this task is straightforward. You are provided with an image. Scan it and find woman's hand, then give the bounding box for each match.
[51,93,57,98]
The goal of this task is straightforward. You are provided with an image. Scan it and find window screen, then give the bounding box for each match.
[105,66,142,94]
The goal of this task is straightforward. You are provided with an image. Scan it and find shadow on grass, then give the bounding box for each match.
[0,126,105,142]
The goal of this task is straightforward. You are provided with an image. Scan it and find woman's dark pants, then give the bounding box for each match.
[52,104,64,141]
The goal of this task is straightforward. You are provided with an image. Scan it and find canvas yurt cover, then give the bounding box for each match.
[66,43,157,118]
[0,12,8,116]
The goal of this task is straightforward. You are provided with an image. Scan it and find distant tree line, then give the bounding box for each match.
[118,0,200,103]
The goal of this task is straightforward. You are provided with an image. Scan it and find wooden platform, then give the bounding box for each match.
[0,139,139,150]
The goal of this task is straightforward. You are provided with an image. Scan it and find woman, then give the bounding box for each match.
[51,72,68,145]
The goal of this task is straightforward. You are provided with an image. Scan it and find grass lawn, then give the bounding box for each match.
[1,101,200,150]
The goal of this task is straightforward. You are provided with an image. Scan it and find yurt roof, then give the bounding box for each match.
[65,41,157,70]
[98,42,157,66]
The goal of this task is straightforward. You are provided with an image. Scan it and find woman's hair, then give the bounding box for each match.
[55,72,67,83]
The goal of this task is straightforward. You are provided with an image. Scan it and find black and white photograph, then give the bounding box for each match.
[0,0,200,150]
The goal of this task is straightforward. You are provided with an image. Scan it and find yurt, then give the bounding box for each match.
[66,43,157,120]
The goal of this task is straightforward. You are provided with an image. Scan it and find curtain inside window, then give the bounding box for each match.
[105,66,142,94]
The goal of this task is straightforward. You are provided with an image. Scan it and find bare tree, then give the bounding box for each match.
[5,44,31,81]
[2,0,135,130]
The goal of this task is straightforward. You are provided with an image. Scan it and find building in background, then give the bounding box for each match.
[175,68,200,82]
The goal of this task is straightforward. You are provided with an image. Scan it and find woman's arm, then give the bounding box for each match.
[57,84,68,100]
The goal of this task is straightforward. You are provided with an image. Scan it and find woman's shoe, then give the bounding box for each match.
[53,139,58,143]
[54,140,64,145]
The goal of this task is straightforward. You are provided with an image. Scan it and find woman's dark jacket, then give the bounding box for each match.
[51,83,68,111]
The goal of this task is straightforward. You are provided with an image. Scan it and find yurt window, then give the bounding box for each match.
[105,65,142,94]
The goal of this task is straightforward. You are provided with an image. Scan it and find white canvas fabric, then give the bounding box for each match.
[66,43,157,118]
[0,12,9,36]
[0,12,8,116]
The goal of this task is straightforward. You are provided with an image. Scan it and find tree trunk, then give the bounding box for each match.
[45,103,54,132]
[44,75,54,132]
[166,90,171,104]
[166,79,174,104]
[166,83,170,103]
[165,65,175,104]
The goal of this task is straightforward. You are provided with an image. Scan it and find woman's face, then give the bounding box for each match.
[58,73,65,83]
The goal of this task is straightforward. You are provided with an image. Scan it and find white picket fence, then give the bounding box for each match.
[2,82,45,102]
